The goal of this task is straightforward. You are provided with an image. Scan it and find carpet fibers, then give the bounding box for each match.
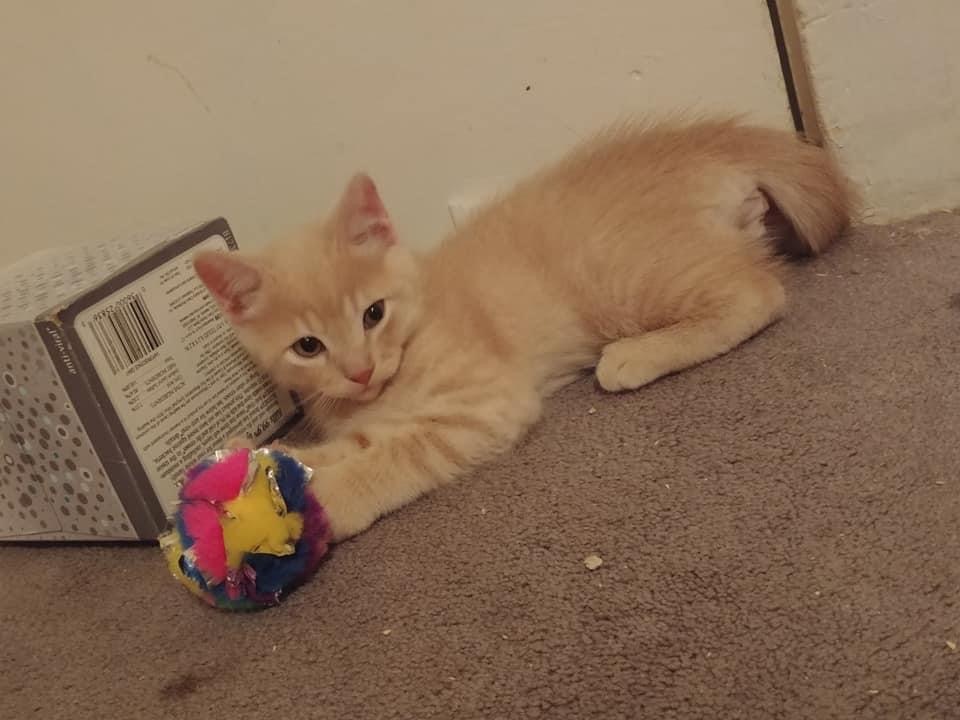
[2,212,959,719]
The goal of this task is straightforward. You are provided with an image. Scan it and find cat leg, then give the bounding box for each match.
[596,268,785,392]
[222,418,362,464]
[224,436,255,451]
[287,387,542,541]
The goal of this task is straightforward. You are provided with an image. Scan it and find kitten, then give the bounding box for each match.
[194,117,857,541]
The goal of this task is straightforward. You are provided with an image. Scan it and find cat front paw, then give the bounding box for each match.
[285,442,357,469]
[222,435,293,454]
[310,475,378,542]
[595,340,663,392]
[267,438,292,453]
[224,435,256,451]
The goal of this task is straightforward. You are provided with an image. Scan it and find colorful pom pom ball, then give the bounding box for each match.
[159,447,330,610]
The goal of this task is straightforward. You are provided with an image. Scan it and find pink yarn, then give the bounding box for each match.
[180,501,228,582]
[181,449,249,502]
[178,450,249,583]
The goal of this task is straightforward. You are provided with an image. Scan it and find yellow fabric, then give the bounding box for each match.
[220,454,304,569]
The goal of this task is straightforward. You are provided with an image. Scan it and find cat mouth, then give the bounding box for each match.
[355,382,384,402]
[355,371,399,402]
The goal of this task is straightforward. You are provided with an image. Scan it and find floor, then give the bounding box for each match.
[3,211,959,719]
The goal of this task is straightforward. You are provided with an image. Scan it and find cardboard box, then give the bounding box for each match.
[0,219,300,541]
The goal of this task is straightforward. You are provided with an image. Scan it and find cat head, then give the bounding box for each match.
[193,173,422,404]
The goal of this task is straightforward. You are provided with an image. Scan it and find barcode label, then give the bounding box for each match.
[88,292,164,375]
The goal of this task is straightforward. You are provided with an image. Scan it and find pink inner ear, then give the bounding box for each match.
[193,251,262,320]
[341,173,397,246]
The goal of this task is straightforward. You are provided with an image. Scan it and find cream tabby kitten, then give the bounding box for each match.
[194,118,856,541]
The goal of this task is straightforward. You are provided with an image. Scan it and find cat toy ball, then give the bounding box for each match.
[159,447,330,610]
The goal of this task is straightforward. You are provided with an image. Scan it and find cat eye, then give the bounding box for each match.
[363,300,386,330]
[292,336,325,358]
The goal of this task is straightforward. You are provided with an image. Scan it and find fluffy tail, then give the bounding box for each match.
[739,124,859,256]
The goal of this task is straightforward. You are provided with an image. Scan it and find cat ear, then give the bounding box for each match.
[193,250,263,322]
[337,173,397,247]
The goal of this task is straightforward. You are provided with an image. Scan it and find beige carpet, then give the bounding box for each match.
[3,212,960,719]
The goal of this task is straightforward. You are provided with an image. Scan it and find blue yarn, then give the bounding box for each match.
[274,453,309,511]
[240,455,314,595]
[245,551,309,595]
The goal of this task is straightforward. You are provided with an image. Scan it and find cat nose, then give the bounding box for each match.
[348,367,374,386]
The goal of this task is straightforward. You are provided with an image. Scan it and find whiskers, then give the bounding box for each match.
[293,388,343,439]
[304,391,342,416]
[260,353,343,440]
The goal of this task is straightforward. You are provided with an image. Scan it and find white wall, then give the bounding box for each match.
[0,2,790,266]
[793,0,960,222]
